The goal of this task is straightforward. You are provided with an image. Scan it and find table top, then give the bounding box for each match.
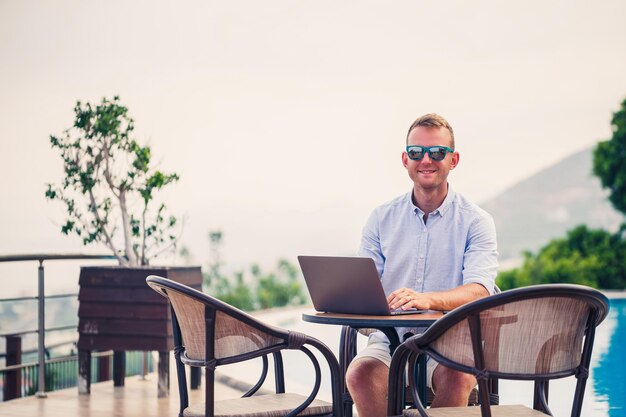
[302,310,444,328]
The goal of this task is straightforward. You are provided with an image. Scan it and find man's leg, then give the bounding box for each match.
[345,332,394,417]
[430,364,476,407]
[346,357,389,417]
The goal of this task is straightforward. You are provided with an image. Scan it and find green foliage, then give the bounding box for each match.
[45,96,180,266]
[206,270,256,311]
[497,225,626,290]
[203,231,306,311]
[593,96,626,216]
[253,260,307,309]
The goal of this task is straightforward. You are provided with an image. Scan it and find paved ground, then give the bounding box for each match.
[0,370,244,417]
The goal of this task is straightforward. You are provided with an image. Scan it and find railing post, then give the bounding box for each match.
[5,335,22,400]
[36,259,47,398]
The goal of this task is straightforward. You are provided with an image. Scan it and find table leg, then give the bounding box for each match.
[398,332,428,407]
[339,326,357,417]
[406,351,427,408]
[380,328,401,353]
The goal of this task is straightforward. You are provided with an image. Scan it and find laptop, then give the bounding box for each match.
[297,255,425,315]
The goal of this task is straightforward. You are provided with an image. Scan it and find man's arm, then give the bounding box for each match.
[358,208,385,277]
[387,282,489,311]
[461,213,499,295]
[388,210,497,311]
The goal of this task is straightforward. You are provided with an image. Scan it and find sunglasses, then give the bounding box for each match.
[405,145,454,162]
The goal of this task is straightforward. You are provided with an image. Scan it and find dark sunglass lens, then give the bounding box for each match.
[407,148,424,160]
[429,147,447,161]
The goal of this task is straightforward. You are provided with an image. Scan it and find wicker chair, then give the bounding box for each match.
[146,275,343,417]
[338,327,489,414]
[387,284,609,417]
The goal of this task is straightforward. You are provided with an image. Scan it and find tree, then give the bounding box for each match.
[45,96,180,266]
[496,225,626,290]
[593,96,626,216]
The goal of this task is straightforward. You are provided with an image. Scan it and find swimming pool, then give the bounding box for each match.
[592,298,625,417]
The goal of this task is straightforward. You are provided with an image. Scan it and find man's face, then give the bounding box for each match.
[402,126,459,192]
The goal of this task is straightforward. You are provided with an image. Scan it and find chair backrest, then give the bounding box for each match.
[414,284,608,379]
[147,275,344,417]
[397,284,609,417]
[147,275,291,364]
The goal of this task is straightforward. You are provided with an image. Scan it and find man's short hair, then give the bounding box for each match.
[406,113,455,149]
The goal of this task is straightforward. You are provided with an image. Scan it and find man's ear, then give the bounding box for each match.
[450,152,460,169]
[402,152,409,169]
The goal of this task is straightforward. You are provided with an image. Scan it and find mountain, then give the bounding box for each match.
[481,147,624,262]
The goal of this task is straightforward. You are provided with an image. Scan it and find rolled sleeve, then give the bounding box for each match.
[462,213,499,294]
[358,209,386,277]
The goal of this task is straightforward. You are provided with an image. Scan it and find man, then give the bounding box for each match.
[345,113,498,417]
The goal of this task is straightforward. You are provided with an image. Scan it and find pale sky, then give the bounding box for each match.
[2,1,626,282]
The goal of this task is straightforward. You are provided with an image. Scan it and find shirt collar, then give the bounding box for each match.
[436,185,455,217]
[407,184,456,217]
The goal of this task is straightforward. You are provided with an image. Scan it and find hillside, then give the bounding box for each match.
[481,147,624,262]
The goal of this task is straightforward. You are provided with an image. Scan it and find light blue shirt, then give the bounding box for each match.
[359,187,498,303]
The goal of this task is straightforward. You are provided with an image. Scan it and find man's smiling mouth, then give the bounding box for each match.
[419,170,437,174]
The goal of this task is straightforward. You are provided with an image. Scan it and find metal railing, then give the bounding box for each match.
[0,254,117,399]
[0,349,152,401]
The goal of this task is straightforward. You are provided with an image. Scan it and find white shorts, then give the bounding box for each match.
[353,331,438,389]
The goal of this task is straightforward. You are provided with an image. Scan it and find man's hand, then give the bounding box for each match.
[387,283,489,312]
[387,288,432,311]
